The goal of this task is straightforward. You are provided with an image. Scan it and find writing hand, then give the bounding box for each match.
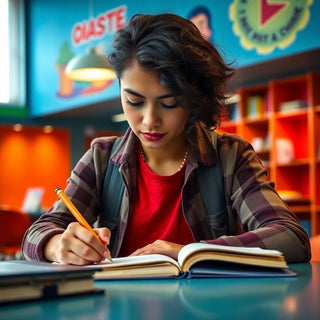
[44,222,111,265]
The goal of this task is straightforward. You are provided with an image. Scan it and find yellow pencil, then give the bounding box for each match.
[55,187,112,262]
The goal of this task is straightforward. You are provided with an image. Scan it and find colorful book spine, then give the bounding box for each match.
[246,95,265,119]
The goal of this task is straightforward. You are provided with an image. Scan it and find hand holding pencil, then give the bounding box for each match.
[55,187,112,263]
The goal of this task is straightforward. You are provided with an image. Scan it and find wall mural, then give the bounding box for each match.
[56,5,126,100]
[28,0,318,117]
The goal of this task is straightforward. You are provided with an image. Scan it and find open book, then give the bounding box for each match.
[86,243,296,279]
[0,260,104,304]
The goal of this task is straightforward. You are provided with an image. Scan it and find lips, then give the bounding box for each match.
[142,132,166,142]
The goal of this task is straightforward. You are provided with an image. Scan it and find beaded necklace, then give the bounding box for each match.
[139,145,189,172]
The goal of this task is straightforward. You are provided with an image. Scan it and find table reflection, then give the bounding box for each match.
[0,263,316,320]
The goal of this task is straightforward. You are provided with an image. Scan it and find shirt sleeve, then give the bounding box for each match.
[22,138,112,261]
[205,134,311,263]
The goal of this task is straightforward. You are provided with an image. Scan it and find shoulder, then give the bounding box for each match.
[195,122,251,152]
[191,124,253,166]
[89,129,138,166]
[90,136,119,151]
[71,136,122,176]
[216,131,250,148]
[214,131,265,180]
[212,132,257,172]
[215,131,253,156]
[77,136,120,170]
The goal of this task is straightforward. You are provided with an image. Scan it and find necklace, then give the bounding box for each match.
[139,145,189,172]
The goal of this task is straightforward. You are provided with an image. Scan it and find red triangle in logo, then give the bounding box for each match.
[261,0,287,26]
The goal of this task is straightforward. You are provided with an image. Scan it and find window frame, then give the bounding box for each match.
[0,0,26,108]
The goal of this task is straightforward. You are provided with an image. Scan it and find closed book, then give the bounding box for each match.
[0,260,104,304]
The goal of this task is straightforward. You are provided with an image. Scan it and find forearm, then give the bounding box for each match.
[22,223,65,261]
[205,224,311,263]
[229,188,311,262]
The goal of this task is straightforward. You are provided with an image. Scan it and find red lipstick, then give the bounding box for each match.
[142,132,165,142]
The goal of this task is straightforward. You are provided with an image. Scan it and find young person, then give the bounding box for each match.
[22,13,311,265]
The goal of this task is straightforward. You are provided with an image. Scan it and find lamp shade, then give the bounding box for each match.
[65,47,116,81]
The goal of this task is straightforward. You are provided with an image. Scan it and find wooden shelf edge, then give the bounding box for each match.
[220,120,239,127]
[243,117,269,124]
[275,109,308,119]
[276,159,310,167]
[288,206,311,214]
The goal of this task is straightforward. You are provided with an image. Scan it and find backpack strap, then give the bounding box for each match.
[196,132,226,214]
[100,137,124,233]
[100,133,226,236]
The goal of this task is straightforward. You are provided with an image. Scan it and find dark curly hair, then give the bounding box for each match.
[108,13,234,142]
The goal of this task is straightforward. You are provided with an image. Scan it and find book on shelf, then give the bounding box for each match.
[223,93,240,122]
[276,138,295,164]
[225,103,239,122]
[84,243,296,280]
[222,103,239,122]
[246,95,265,119]
[279,100,307,112]
[0,260,104,305]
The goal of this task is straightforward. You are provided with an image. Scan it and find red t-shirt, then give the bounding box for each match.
[119,150,195,257]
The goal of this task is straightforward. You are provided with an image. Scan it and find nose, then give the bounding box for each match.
[142,104,160,128]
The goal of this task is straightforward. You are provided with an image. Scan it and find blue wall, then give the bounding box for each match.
[28,0,319,117]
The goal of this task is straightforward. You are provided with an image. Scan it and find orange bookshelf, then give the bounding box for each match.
[220,72,320,236]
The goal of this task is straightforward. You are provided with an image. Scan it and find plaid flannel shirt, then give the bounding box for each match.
[22,124,311,263]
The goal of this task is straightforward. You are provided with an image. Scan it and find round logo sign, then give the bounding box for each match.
[230,0,312,54]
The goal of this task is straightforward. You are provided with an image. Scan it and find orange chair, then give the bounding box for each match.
[0,208,32,259]
[310,235,320,261]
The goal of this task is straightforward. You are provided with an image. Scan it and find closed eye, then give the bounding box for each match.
[161,102,178,109]
[126,100,144,107]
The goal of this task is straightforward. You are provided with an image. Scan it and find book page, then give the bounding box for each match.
[84,254,181,279]
[94,263,181,279]
[91,254,180,269]
[178,243,283,268]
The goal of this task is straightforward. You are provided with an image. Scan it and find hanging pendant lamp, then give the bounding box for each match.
[65,47,116,81]
[65,0,116,82]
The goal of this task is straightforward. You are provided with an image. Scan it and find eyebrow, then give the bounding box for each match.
[123,88,174,99]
